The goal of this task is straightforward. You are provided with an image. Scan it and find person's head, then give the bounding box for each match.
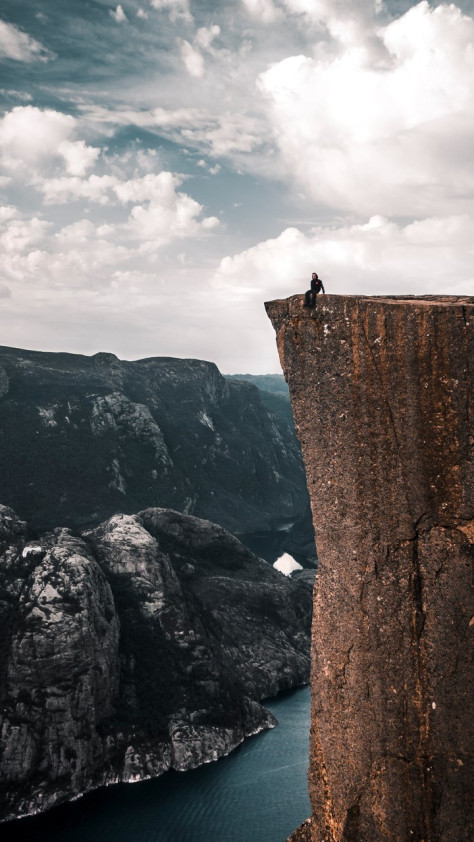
[312,272,318,280]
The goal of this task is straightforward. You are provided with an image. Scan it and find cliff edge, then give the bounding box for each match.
[265,294,473,842]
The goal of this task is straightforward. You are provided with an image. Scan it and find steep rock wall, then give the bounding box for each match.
[0,348,307,534]
[266,294,473,842]
[0,504,313,822]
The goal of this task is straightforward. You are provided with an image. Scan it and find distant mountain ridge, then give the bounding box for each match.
[0,346,308,535]
[226,373,289,397]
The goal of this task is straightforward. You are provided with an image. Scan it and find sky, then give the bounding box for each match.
[0,0,473,373]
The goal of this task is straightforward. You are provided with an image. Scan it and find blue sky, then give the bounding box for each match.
[0,0,473,372]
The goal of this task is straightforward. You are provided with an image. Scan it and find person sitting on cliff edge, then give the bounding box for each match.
[304,272,325,307]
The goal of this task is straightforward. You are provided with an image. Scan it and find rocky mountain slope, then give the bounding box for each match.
[0,504,314,822]
[267,294,473,842]
[0,347,307,534]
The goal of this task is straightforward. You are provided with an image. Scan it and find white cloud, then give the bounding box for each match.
[0,107,75,169]
[0,20,51,62]
[0,205,16,222]
[39,174,118,205]
[182,112,265,156]
[0,206,128,291]
[258,2,474,216]
[57,139,100,176]
[0,213,50,256]
[137,8,148,19]
[0,107,99,178]
[179,39,205,77]
[150,0,192,22]
[214,214,474,299]
[0,167,219,303]
[279,0,385,37]
[0,283,11,298]
[81,102,266,160]
[242,0,282,24]
[0,209,52,286]
[197,159,221,175]
[194,24,221,50]
[178,24,223,78]
[114,171,219,251]
[110,5,127,23]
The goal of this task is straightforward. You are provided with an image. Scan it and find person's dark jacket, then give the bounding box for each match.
[311,277,325,294]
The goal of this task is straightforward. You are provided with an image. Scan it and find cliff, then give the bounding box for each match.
[265,294,473,842]
[0,504,313,822]
[0,348,307,534]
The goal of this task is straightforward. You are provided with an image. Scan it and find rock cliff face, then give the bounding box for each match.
[0,347,307,534]
[0,504,313,822]
[266,294,473,842]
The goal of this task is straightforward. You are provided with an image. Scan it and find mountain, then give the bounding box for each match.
[226,373,290,398]
[0,504,314,823]
[0,346,308,535]
[267,293,474,842]
[226,373,292,427]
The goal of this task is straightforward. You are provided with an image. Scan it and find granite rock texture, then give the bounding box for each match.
[266,294,473,842]
[0,504,313,822]
[0,348,307,534]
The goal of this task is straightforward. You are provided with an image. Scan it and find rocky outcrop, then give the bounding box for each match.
[0,347,307,534]
[0,504,313,822]
[266,294,473,842]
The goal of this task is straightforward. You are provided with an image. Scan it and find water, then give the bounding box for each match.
[2,686,311,842]
[237,527,292,564]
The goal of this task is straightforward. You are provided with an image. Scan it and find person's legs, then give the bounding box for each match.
[304,290,312,306]
[312,289,323,318]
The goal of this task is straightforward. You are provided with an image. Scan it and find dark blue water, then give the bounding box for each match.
[2,686,311,842]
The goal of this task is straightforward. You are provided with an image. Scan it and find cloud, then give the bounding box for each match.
[0,20,51,62]
[0,206,127,291]
[39,174,118,205]
[278,0,392,50]
[57,139,100,176]
[110,5,127,23]
[0,165,219,301]
[242,0,282,24]
[150,0,192,22]
[178,24,224,78]
[179,39,205,77]
[0,212,50,257]
[258,2,474,216]
[0,283,11,299]
[197,159,221,175]
[81,101,267,159]
[214,214,474,299]
[0,209,51,288]
[181,112,266,156]
[0,107,99,176]
[114,171,219,251]
[137,8,148,19]
[194,24,221,50]
[0,107,74,168]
